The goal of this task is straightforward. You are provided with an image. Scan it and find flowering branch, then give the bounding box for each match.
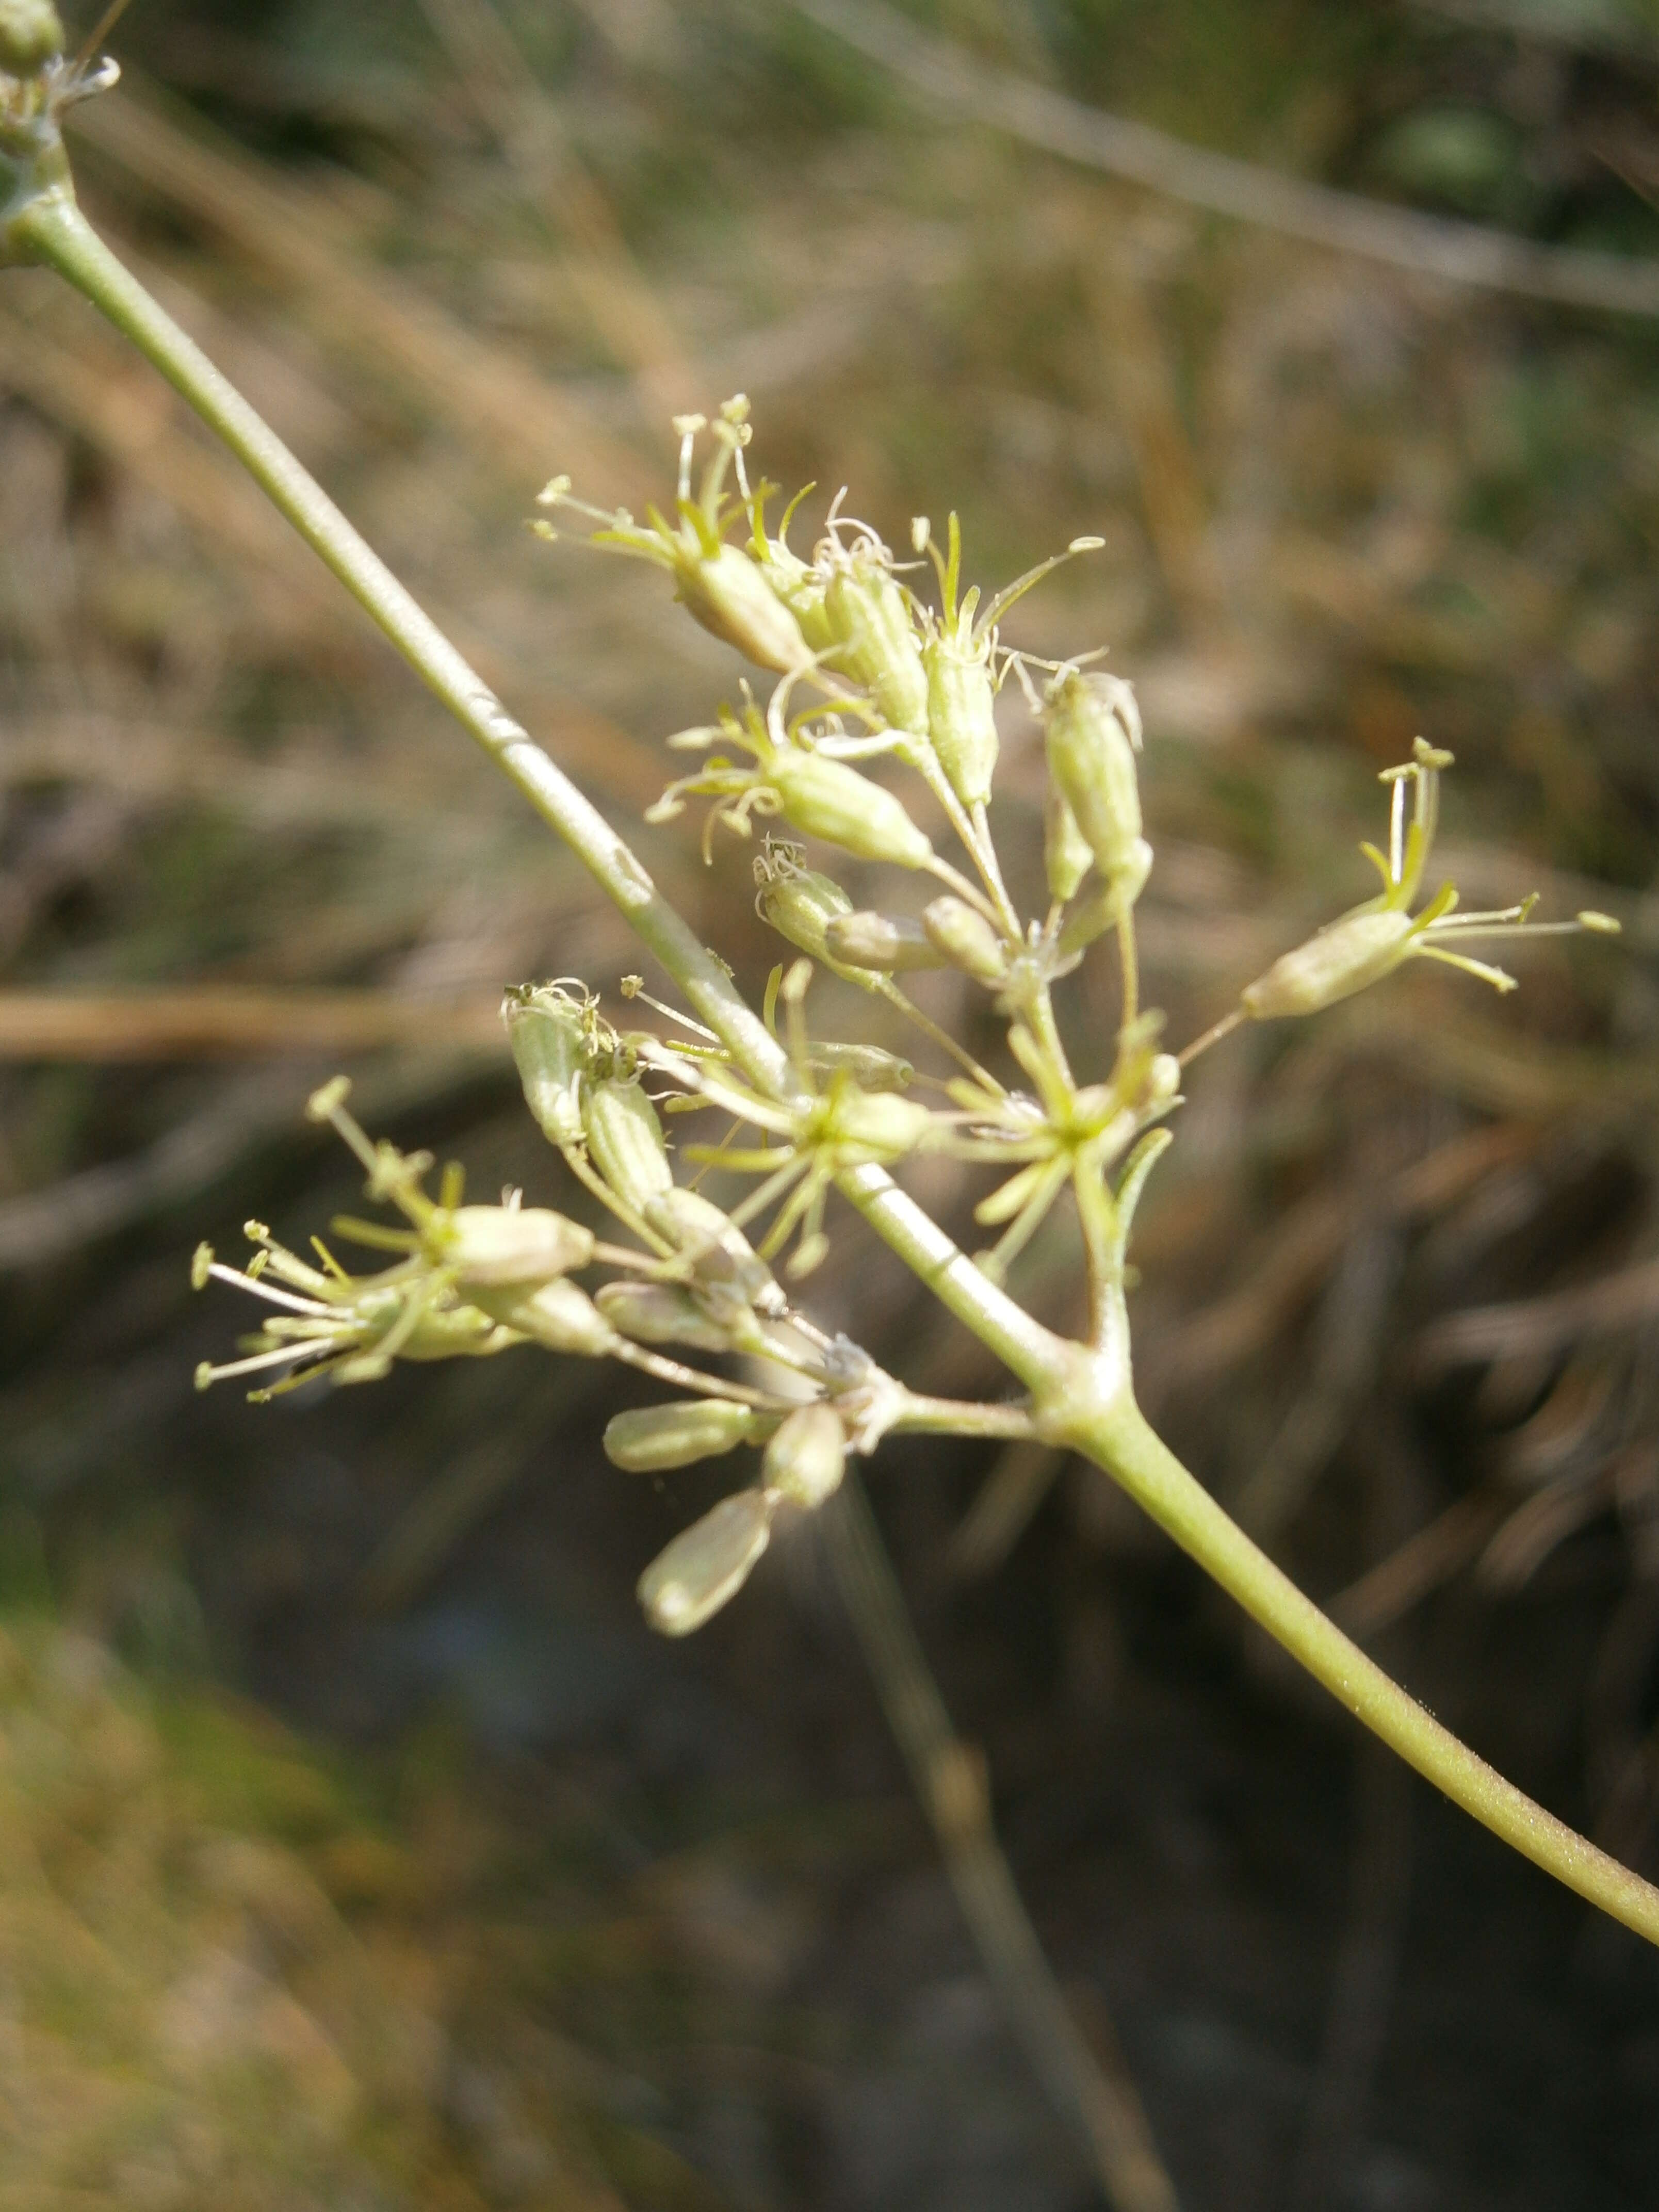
[9,32,1658,1964]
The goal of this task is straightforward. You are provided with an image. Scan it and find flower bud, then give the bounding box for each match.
[1044,787,1094,905]
[637,1489,775,1636]
[923,636,999,808]
[596,1281,739,1355]
[831,1088,933,1160]
[678,542,814,675]
[823,910,946,973]
[1242,910,1416,1020]
[604,1397,760,1473]
[762,1403,845,1510]
[0,1,63,74]
[645,1186,784,1315]
[1043,671,1147,906]
[502,985,588,1148]
[441,1205,594,1289]
[581,1077,673,1209]
[807,1041,916,1093]
[770,752,933,870]
[922,895,1007,985]
[501,1278,619,1358]
[823,557,929,734]
[756,857,881,993]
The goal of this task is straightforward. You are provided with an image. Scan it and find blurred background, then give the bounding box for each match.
[4,0,1659,2204]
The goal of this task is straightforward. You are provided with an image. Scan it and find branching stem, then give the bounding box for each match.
[24,175,1659,1952]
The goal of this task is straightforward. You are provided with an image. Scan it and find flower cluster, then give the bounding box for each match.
[198,403,1619,1643]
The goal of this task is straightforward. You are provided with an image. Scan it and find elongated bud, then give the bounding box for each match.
[923,895,1007,985]
[440,1205,593,1288]
[596,1281,739,1355]
[1043,671,1148,907]
[644,1186,785,1315]
[502,1278,619,1358]
[770,752,933,869]
[638,1489,775,1636]
[756,856,880,993]
[823,910,946,973]
[604,1397,760,1473]
[807,1040,915,1092]
[1044,787,1094,905]
[502,985,588,1147]
[830,1087,933,1159]
[582,1077,673,1208]
[762,1402,845,1510]
[823,557,929,734]
[1242,910,1415,1020]
[0,0,63,73]
[679,542,814,674]
[924,636,1000,808]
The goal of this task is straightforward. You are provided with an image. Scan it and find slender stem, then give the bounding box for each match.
[888,1393,1036,1440]
[926,850,1005,929]
[1064,1392,1659,1948]
[611,1340,778,1408]
[1116,906,1139,1031]
[1177,1005,1243,1068]
[12,194,795,1096]
[969,799,1023,939]
[881,978,1005,1094]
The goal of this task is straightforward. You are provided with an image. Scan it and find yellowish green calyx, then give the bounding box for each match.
[637,1489,775,1636]
[604,1398,760,1473]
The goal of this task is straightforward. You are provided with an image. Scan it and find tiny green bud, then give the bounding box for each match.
[923,635,1000,808]
[503,1277,619,1358]
[637,1489,775,1636]
[502,984,588,1147]
[679,542,814,674]
[1242,909,1416,1020]
[582,1077,673,1209]
[1577,910,1621,934]
[1043,671,1148,906]
[441,1205,594,1289]
[190,1242,215,1291]
[770,752,933,870]
[922,894,1008,985]
[807,1040,916,1092]
[604,1397,760,1473]
[823,556,929,733]
[1044,787,1094,906]
[823,910,946,973]
[596,1281,739,1355]
[0,0,64,74]
[755,855,881,992]
[762,1402,845,1510]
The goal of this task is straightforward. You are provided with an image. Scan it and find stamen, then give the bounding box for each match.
[195,1342,319,1391]
[204,1262,332,1316]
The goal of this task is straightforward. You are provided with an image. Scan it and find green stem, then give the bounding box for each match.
[889,1392,1035,1440]
[12,192,790,1092]
[23,179,1659,1951]
[1063,1389,1659,1948]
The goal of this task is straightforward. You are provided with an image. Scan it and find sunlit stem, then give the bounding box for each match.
[1116,904,1140,1032]
[880,979,1006,1095]
[611,1341,778,1408]
[1176,1006,1243,1068]
[887,1394,1036,1440]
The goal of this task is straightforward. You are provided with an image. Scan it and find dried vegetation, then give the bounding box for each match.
[5,1,1659,2204]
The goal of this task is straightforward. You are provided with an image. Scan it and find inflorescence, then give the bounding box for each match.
[196,399,1618,1639]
